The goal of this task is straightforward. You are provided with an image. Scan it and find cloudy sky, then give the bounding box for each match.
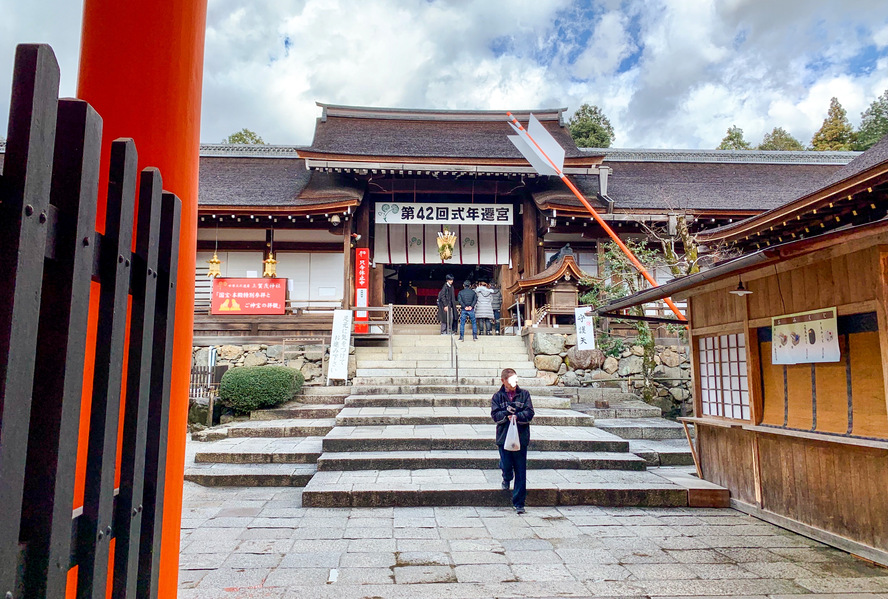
[2,0,887,149]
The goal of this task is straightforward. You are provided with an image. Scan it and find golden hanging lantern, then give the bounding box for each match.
[436,229,457,261]
[262,251,277,277]
[206,252,222,278]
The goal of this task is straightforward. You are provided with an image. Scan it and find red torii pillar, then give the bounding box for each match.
[77,1,207,596]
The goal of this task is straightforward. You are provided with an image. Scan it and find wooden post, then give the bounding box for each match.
[876,246,888,423]
[522,196,538,278]
[77,2,208,596]
[342,220,353,309]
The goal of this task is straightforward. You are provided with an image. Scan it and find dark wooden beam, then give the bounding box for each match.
[196,240,343,252]
[523,195,539,277]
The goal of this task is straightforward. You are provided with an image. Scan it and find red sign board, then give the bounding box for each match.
[211,278,287,315]
[355,249,370,333]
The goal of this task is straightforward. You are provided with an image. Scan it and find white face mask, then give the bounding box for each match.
[507,375,518,387]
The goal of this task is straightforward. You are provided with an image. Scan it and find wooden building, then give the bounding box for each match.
[182,107,857,340]
[597,134,888,564]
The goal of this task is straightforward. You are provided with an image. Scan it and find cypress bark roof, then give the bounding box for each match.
[534,161,845,213]
[304,104,588,161]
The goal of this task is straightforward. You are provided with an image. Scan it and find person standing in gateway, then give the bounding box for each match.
[436,274,456,334]
[491,368,534,513]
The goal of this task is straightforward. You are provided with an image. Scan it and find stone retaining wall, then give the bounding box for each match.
[191,342,356,385]
[529,332,692,416]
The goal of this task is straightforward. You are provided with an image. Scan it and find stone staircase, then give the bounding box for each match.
[185,334,719,507]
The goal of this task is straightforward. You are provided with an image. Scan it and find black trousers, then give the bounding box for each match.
[498,444,528,508]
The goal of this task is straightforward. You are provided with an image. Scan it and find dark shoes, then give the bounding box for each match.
[515,506,526,514]
[459,337,464,341]
[501,479,510,490]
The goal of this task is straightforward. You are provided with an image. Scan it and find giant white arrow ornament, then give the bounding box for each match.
[507,112,686,323]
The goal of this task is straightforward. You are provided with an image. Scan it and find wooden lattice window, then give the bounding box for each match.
[698,333,750,420]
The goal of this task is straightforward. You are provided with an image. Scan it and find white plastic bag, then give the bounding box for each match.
[504,418,520,451]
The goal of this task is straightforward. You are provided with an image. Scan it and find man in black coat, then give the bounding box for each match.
[436,274,456,334]
[456,280,478,341]
[490,368,534,513]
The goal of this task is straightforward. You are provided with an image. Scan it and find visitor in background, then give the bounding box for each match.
[491,368,534,514]
[437,274,456,335]
[456,280,478,341]
[490,282,503,335]
[474,281,495,335]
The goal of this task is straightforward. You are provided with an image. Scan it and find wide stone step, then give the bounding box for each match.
[349,380,556,393]
[573,399,662,419]
[224,418,336,438]
[595,417,689,440]
[185,463,316,487]
[193,437,323,464]
[250,403,343,420]
[335,406,593,427]
[321,424,629,453]
[355,368,538,377]
[301,468,689,508]
[292,386,352,405]
[356,350,531,360]
[343,394,572,410]
[316,450,646,471]
[356,359,536,369]
[389,336,527,347]
[630,439,696,467]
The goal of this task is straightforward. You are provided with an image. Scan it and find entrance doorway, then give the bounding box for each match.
[384,264,497,305]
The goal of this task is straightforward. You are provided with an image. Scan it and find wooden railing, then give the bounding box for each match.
[0,45,181,599]
[351,305,394,360]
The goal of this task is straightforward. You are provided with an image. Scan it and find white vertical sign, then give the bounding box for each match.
[575,308,596,350]
[327,309,353,382]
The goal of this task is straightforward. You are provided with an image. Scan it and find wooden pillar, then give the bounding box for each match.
[522,195,538,278]
[370,262,384,308]
[342,219,353,309]
[77,2,208,596]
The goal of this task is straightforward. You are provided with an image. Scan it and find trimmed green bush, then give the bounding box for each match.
[219,366,304,414]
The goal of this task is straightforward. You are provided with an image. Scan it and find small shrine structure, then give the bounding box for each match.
[508,245,597,327]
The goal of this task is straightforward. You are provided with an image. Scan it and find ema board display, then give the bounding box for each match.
[771,307,840,365]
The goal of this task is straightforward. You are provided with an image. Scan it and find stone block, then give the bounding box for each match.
[218,344,243,360]
[532,333,565,355]
[603,356,619,374]
[560,371,580,387]
[192,347,210,368]
[287,357,305,371]
[630,345,645,356]
[669,387,690,401]
[243,351,268,367]
[660,348,682,368]
[618,355,644,376]
[265,344,284,360]
[242,344,261,352]
[536,371,558,386]
[304,344,327,361]
[301,362,323,381]
[563,333,577,347]
[566,346,605,370]
[534,354,563,372]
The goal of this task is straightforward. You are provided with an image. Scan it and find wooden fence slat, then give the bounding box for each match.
[113,168,163,599]
[78,138,138,598]
[19,99,102,599]
[0,44,60,599]
[137,191,181,599]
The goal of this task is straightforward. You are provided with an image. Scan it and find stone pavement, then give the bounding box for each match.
[178,482,888,598]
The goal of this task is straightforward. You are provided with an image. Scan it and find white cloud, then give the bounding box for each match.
[1,0,888,149]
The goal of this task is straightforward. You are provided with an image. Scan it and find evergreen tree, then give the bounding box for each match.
[810,98,855,151]
[855,89,888,151]
[716,125,751,150]
[224,128,265,144]
[568,104,615,148]
[757,127,804,151]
